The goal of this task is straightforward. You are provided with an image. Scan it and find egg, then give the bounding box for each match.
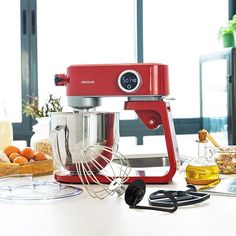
[0,151,11,163]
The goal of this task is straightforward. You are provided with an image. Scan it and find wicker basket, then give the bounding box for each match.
[0,159,53,177]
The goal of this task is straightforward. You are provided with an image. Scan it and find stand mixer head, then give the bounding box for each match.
[52,63,179,185]
[54,63,169,110]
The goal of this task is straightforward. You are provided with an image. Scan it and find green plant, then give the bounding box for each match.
[229,14,236,31]
[218,26,234,40]
[22,94,63,119]
[218,15,236,38]
[218,15,236,47]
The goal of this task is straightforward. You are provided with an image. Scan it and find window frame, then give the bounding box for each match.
[14,0,234,145]
[13,0,37,144]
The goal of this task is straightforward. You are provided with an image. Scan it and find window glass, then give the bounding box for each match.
[37,0,136,115]
[143,0,228,118]
[0,1,21,122]
[200,58,228,146]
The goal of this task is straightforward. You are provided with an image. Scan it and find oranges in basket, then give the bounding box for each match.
[3,145,47,165]
[13,156,29,165]
[3,145,20,157]
[20,147,35,160]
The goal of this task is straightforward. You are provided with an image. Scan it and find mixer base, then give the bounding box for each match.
[54,169,173,184]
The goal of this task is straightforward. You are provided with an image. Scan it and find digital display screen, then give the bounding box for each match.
[120,72,139,91]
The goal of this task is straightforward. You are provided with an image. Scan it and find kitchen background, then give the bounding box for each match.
[0,0,234,158]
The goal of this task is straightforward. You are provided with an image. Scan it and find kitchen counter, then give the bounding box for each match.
[0,172,235,236]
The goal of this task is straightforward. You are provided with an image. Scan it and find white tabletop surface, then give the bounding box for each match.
[0,171,235,236]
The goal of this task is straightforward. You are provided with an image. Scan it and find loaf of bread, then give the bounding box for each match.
[0,163,19,176]
[19,159,54,176]
[0,159,53,177]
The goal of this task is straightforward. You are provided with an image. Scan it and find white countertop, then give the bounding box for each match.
[0,171,235,236]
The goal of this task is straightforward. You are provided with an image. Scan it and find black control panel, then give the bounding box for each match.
[118,70,141,93]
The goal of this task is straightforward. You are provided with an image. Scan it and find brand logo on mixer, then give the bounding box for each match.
[81,80,95,84]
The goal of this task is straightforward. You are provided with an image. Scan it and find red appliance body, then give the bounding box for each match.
[55,63,169,96]
[54,63,179,184]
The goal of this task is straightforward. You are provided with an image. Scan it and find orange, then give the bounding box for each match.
[20,147,35,160]
[9,152,20,162]
[34,152,46,161]
[3,145,21,157]
[13,156,28,165]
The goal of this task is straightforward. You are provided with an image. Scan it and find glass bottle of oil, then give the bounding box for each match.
[186,130,220,185]
[0,101,13,150]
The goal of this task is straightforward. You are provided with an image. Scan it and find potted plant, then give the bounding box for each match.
[218,14,236,48]
[218,25,235,48]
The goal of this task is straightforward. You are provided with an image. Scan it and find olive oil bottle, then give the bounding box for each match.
[186,130,220,185]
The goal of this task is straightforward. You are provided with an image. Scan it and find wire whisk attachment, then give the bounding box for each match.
[73,144,130,199]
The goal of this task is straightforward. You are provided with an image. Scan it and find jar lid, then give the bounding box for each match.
[0,175,82,202]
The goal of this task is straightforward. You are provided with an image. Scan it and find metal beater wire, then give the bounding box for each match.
[75,146,109,199]
[75,144,131,199]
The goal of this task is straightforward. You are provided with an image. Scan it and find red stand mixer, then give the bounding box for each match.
[53,63,179,184]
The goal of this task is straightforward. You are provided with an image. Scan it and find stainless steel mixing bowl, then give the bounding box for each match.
[50,112,119,172]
